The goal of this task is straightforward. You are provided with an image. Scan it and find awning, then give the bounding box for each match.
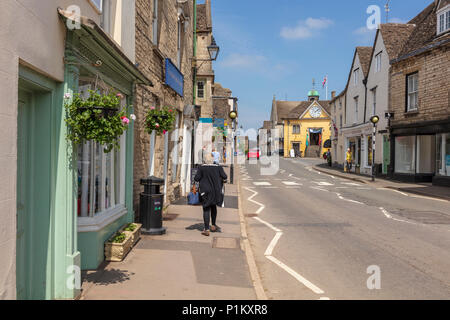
[57,8,153,87]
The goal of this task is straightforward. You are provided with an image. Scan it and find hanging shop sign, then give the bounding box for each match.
[165,58,184,97]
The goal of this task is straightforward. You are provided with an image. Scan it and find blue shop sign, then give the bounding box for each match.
[213,118,225,128]
[200,118,213,123]
[165,58,184,96]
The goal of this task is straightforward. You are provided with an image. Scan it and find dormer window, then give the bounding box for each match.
[437,6,450,35]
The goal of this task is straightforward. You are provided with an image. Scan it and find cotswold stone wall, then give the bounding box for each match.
[134,0,194,215]
[389,44,450,128]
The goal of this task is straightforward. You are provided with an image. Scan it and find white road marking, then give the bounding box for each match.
[264,232,283,256]
[341,182,363,186]
[249,194,326,297]
[244,187,266,214]
[380,207,417,225]
[253,182,272,186]
[377,188,449,203]
[282,181,301,186]
[266,256,325,295]
[313,181,334,186]
[319,297,331,300]
[310,187,329,192]
[335,193,364,205]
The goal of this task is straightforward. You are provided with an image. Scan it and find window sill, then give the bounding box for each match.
[78,205,127,232]
[405,110,419,116]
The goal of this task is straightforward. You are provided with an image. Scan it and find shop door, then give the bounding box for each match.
[16,88,52,299]
[383,135,390,174]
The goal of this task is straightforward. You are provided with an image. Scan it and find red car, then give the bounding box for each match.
[247,148,260,160]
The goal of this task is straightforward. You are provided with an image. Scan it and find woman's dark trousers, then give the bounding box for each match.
[203,205,217,230]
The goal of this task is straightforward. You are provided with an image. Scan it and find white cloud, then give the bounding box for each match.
[389,17,408,24]
[220,53,267,69]
[280,17,334,40]
[353,26,377,45]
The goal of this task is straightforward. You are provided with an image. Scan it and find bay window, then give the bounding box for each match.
[76,81,127,218]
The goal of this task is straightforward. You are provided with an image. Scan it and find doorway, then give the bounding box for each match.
[16,85,52,299]
[293,143,301,157]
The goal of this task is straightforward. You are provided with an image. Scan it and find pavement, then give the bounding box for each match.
[239,157,450,300]
[80,166,257,300]
[313,162,450,201]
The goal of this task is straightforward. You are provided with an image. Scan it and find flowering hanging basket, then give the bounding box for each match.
[65,90,135,153]
[145,106,176,136]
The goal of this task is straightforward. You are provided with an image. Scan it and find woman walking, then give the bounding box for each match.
[194,154,227,236]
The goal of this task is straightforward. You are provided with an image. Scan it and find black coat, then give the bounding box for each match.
[194,164,227,208]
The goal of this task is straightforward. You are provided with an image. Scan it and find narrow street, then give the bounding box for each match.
[240,158,450,300]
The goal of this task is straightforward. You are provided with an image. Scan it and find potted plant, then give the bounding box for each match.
[64,90,136,153]
[104,231,133,262]
[121,222,142,247]
[144,106,176,136]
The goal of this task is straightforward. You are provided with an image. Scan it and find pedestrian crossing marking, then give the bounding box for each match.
[253,182,272,186]
[282,181,301,186]
[313,181,334,186]
[341,182,363,186]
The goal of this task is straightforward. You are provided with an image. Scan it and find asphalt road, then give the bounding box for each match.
[240,157,450,300]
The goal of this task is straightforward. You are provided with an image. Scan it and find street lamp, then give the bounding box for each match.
[229,109,238,184]
[370,115,380,182]
[207,36,220,61]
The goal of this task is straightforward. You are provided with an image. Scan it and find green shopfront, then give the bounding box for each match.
[59,10,152,272]
[15,10,150,300]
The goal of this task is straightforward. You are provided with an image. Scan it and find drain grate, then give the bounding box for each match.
[212,237,239,249]
[390,210,450,225]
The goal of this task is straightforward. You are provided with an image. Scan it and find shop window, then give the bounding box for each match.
[417,135,435,174]
[436,134,450,177]
[77,82,126,217]
[395,136,415,174]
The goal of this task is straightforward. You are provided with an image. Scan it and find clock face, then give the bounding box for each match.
[310,106,322,118]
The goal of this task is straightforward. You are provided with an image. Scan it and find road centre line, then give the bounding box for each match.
[379,207,417,225]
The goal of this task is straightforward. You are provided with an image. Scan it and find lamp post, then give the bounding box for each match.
[229,109,238,184]
[370,115,380,182]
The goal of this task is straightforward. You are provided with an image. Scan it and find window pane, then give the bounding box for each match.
[417,135,435,173]
[395,136,415,173]
[94,143,102,214]
[115,148,121,206]
[78,142,91,217]
[90,0,102,11]
[105,151,112,209]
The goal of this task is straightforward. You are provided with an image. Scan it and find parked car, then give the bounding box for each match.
[247,148,260,160]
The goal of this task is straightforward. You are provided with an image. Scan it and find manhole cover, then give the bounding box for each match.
[212,237,239,249]
[163,214,179,221]
[390,210,450,225]
[245,214,258,217]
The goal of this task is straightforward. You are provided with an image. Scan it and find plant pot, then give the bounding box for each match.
[121,223,142,247]
[104,232,133,262]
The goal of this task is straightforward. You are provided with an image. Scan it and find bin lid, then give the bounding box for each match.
[140,176,165,185]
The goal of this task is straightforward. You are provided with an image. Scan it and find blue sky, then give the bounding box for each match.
[209,0,431,130]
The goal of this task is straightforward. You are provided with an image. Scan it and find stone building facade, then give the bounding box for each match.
[389,0,450,185]
[134,0,195,210]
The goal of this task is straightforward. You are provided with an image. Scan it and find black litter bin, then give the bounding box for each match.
[140,176,166,235]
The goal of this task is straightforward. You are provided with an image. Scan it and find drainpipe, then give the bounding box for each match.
[193,0,197,105]
[363,77,368,124]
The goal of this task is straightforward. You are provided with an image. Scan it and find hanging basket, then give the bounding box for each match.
[65,90,134,153]
[145,107,176,135]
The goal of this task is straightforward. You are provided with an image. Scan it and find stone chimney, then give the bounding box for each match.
[205,0,212,29]
[331,91,336,99]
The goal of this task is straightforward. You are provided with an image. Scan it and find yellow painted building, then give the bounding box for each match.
[282,91,332,158]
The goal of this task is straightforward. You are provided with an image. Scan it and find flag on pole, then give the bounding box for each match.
[322,75,328,88]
